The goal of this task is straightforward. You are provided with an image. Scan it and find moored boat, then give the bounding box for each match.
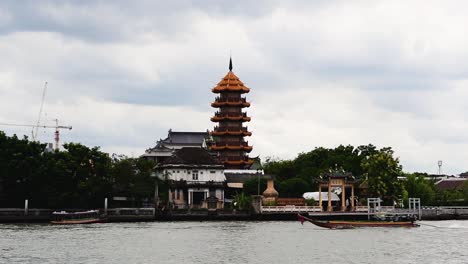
[298,214,419,229]
[51,210,105,225]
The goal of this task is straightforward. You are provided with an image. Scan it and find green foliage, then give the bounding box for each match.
[0,131,156,208]
[278,178,311,198]
[233,192,252,210]
[305,198,316,206]
[464,181,468,202]
[403,174,435,205]
[111,156,156,202]
[361,149,404,205]
[243,178,267,196]
[263,144,404,203]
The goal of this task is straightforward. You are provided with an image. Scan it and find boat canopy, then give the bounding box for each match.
[303,192,340,201]
[52,210,99,215]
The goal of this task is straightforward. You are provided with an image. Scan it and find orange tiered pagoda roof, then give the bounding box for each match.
[210,112,251,122]
[210,144,253,152]
[211,97,250,108]
[209,58,254,169]
[223,159,254,166]
[212,71,250,94]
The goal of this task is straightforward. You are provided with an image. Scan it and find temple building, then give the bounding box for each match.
[209,59,253,169]
[142,129,210,164]
[155,147,225,209]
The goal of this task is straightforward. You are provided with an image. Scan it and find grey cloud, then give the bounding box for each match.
[2,1,468,174]
[0,0,276,42]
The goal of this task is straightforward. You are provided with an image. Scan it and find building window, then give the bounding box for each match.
[176,170,179,173]
[172,170,175,173]
[176,190,180,200]
[200,171,203,174]
[210,171,216,174]
[192,171,198,180]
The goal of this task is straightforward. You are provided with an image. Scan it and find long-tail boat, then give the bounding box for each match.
[298,214,419,229]
[51,210,106,225]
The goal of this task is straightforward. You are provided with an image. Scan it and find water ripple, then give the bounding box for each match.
[0,220,467,264]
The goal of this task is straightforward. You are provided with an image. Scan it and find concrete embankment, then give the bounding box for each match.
[421,207,468,220]
[0,208,155,223]
[1,207,467,223]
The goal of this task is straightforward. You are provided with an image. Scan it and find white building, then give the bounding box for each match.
[155,147,225,209]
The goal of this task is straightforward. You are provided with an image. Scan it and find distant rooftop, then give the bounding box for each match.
[160,129,209,146]
[435,178,467,191]
[162,147,221,166]
[144,129,210,155]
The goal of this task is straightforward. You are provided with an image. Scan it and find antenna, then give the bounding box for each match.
[438,160,443,176]
[33,82,48,141]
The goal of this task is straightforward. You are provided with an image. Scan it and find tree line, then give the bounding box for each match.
[1,131,467,208]
[244,144,468,206]
[0,131,157,208]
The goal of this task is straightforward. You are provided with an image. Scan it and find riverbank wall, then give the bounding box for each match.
[1,207,467,223]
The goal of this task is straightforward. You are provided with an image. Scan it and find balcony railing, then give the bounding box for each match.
[213,111,248,117]
[214,97,247,103]
[214,141,249,147]
[222,156,251,162]
[213,126,248,132]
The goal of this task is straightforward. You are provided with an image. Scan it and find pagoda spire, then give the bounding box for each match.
[210,61,253,169]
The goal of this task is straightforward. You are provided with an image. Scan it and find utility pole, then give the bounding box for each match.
[438,160,443,178]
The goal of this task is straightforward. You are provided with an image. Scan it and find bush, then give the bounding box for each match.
[305,198,316,206]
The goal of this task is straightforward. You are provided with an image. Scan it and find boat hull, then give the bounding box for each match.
[50,218,106,225]
[298,214,419,229]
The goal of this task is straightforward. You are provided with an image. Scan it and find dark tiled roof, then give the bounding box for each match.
[162,131,209,145]
[163,147,220,165]
[225,173,272,183]
[435,179,467,191]
[145,130,209,154]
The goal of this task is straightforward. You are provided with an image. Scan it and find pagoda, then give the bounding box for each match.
[210,59,253,169]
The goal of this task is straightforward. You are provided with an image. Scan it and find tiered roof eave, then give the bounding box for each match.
[212,71,250,94]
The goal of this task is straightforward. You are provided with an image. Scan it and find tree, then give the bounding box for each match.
[243,177,267,196]
[233,192,252,210]
[361,149,404,205]
[278,178,311,198]
[403,174,435,205]
[110,156,156,206]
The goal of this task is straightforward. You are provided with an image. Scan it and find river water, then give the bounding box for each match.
[1,220,467,264]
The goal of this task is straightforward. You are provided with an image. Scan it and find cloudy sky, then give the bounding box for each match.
[1,0,467,174]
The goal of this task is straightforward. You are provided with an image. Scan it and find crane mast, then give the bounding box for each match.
[33,82,48,141]
[0,120,72,150]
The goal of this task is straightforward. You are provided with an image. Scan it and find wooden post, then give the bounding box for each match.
[104,198,108,216]
[154,181,159,209]
[188,190,192,207]
[24,199,28,216]
[327,182,332,212]
[318,185,322,212]
[341,183,346,211]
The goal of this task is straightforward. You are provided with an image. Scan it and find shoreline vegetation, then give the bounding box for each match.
[1,131,467,211]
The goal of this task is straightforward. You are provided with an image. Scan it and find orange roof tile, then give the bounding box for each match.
[212,71,250,93]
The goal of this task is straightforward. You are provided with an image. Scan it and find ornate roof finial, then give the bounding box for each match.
[229,57,233,71]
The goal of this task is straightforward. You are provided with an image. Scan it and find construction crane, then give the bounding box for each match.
[33,82,48,141]
[0,119,72,150]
